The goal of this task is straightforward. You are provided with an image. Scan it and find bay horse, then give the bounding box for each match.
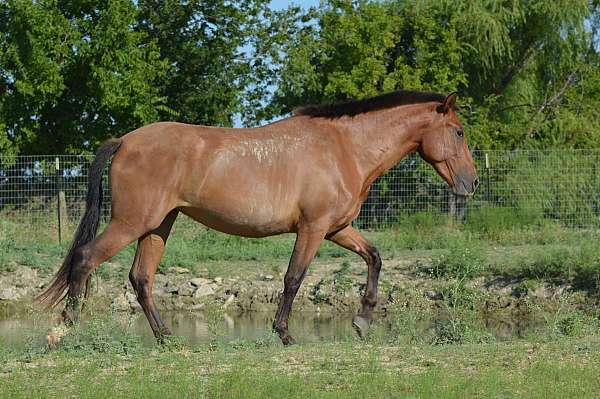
[38,90,478,345]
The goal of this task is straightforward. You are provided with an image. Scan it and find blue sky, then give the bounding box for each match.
[269,0,320,10]
[232,0,320,127]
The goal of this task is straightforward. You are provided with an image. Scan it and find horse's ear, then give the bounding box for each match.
[437,92,458,114]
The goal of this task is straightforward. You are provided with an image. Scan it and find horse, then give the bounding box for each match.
[38,90,478,345]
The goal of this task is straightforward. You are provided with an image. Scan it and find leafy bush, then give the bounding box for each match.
[464,205,542,236]
[56,311,142,355]
[425,241,487,279]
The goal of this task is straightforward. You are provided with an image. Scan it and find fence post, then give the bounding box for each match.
[448,188,456,217]
[55,157,62,245]
[485,152,491,201]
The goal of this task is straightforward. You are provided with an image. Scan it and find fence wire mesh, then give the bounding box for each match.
[1,150,599,240]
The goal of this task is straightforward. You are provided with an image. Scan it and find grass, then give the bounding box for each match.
[2,333,600,398]
[3,210,600,397]
[1,289,595,398]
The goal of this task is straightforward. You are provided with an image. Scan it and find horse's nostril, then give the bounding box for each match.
[473,177,480,191]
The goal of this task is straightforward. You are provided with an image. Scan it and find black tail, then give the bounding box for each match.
[37,138,122,308]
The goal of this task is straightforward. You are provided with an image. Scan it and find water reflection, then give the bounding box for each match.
[0,311,540,349]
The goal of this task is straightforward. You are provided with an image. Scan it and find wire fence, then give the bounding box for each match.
[1,150,599,242]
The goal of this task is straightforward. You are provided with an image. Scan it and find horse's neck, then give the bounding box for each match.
[342,105,429,186]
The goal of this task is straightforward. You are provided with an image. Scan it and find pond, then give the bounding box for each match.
[0,310,540,349]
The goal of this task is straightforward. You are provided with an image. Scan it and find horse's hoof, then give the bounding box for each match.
[352,315,371,339]
[61,309,78,326]
[280,333,296,346]
[155,329,173,344]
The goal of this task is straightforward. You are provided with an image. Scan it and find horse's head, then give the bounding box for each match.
[418,92,478,197]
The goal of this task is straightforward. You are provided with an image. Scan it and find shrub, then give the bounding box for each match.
[56,311,142,355]
[464,205,542,236]
[425,241,487,279]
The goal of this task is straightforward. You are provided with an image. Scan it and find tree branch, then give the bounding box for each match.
[527,71,577,137]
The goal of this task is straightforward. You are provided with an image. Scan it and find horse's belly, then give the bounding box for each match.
[178,204,296,238]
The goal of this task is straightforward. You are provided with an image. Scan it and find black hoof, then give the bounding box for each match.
[352,315,371,339]
[61,309,78,326]
[155,327,172,344]
[280,333,296,346]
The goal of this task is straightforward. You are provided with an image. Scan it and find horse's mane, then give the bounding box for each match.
[293,90,448,118]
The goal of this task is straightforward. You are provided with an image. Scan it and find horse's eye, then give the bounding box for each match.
[456,130,464,138]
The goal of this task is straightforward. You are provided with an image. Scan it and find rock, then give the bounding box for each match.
[125,292,141,310]
[15,267,37,286]
[190,303,205,311]
[195,268,210,278]
[155,287,170,297]
[163,281,178,294]
[193,284,216,298]
[263,275,274,281]
[425,290,443,301]
[111,294,130,311]
[125,291,137,303]
[0,287,21,301]
[169,266,190,274]
[178,283,195,297]
[222,294,235,309]
[214,277,223,284]
[190,278,211,287]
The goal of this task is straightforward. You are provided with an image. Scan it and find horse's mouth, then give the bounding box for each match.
[452,180,476,197]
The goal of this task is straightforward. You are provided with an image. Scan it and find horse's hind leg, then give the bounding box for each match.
[129,211,178,341]
[63,219,143,323]
[326,225,382,338]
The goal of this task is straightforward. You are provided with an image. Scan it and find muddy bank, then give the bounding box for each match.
[0,255,588,319]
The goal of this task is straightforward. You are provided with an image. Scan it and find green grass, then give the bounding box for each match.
[1,336,600,398]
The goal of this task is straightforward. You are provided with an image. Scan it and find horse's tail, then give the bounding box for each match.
[37,138,122,308]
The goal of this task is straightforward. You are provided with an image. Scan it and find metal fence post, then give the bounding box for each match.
[55,157,62,245]
[485,152,491,201]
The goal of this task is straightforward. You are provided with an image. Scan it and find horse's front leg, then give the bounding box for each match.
[326,225,382,337]
[273,226,326,345]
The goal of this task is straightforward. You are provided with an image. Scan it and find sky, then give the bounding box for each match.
[232,0,320,127]
[269,0,320,10]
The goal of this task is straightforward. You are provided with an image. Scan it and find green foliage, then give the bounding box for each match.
[465,206,542,235]
[332,261,353,294]
[137,0,283,127]
[271,0,467,113]
[56,311,142,355]
[0,0,170,154]
[425,241,487,279]
[267,0,599,150]
[0,0,288,154]
[431,313,493,345]
[1,0,599,154]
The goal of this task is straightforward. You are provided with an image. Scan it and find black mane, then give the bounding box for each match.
[293,90,448,118]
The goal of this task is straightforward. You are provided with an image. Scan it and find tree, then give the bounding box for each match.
[267,0,598,150]
[269,0,467,115]
[137,0,263,127]
[0,0,170,155]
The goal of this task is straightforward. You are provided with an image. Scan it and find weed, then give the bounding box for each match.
[384,289,432,345]
[333,261,353,294]
[55,309,142,355]
[424,240,487,279]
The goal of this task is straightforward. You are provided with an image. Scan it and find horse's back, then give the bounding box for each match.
[109,121,344,236]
